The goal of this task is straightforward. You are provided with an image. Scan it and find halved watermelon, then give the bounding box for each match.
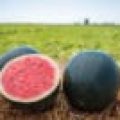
[0,54,60,109]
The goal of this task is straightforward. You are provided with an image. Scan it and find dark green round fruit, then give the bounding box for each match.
[0,46,38,69]
[63,51,118,111]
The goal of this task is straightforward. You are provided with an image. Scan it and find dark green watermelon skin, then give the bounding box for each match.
[0,46,38,69]
[63,51,118,111]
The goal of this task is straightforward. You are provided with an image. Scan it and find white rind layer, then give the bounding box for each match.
[0,54,60,104]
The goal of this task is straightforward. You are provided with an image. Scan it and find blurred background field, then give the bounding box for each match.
[0,24,120,63]
[1,24,120,120]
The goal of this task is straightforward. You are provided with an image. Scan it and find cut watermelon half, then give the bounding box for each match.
[0,54,60,104]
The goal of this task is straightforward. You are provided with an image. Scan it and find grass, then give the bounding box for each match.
[0,24,120,62]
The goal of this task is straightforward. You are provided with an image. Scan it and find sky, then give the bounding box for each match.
[0,0,120,23]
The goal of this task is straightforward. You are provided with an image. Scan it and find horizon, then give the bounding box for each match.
[0,0,120,24]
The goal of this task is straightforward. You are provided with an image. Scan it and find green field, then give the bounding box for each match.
[0,24,120,62]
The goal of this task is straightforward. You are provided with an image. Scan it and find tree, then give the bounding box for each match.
[84,18,89,25]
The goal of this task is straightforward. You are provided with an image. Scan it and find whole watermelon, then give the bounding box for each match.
[63,51,118,111]
[0,46,38,69]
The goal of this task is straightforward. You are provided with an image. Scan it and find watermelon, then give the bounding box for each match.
[63,51,118,111]
[117,62,120,87]
[0,54,60,110]
[0,46,38,70]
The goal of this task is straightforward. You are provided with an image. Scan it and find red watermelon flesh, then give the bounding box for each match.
[1,54,59,103]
